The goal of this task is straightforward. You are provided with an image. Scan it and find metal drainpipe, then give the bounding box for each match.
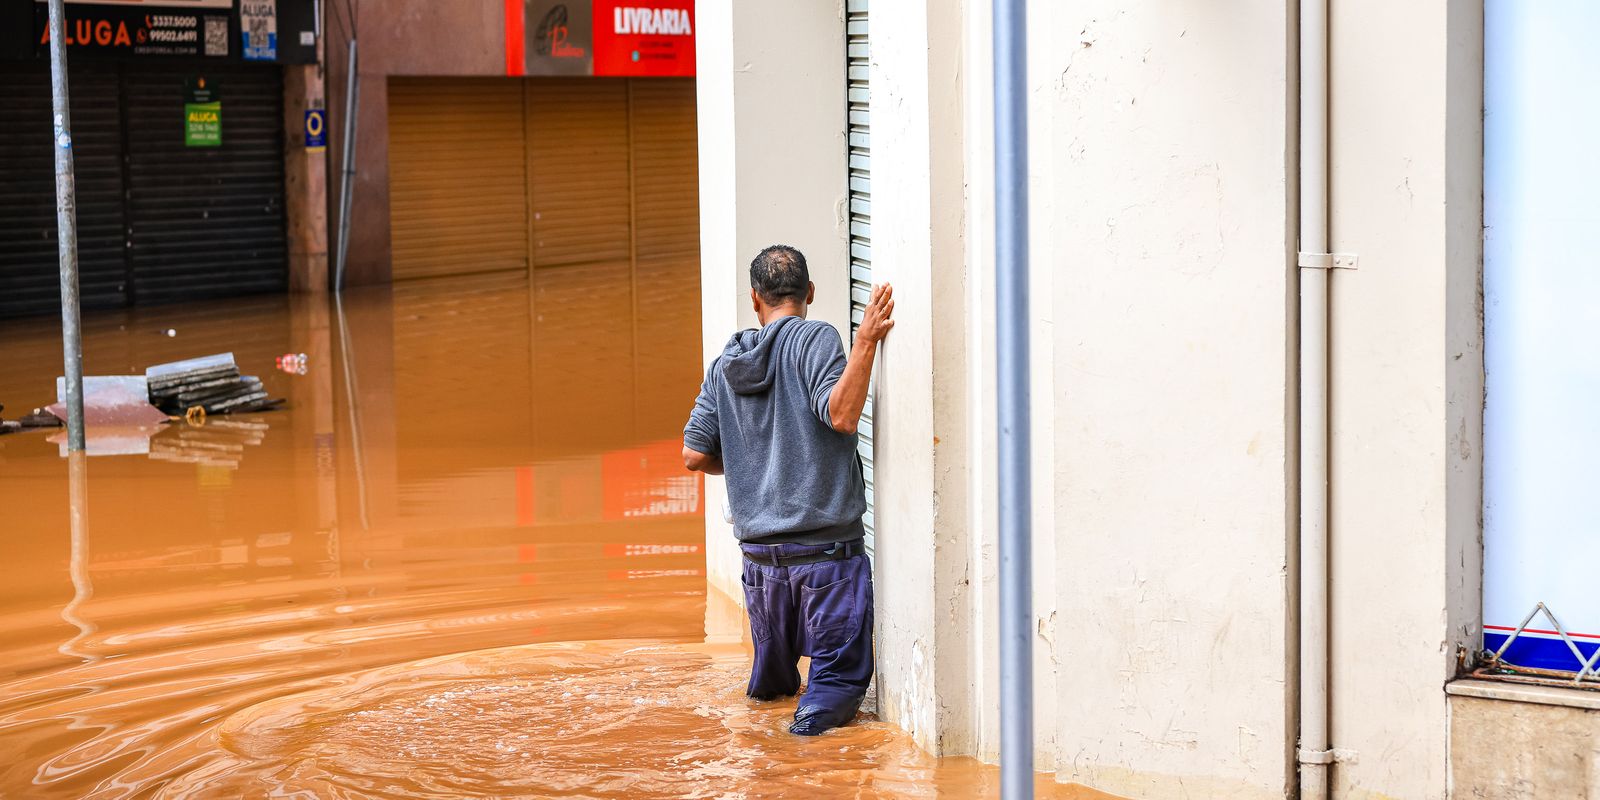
[1297,0,1332,796]
[335,37,359,292]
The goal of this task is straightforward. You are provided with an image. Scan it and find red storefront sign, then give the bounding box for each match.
[590,0,694,77]
[512,0,694,77]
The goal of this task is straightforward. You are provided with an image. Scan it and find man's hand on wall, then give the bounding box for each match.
[858,283,895,344]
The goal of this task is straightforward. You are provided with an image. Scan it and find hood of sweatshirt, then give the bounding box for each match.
[720,315,801,395]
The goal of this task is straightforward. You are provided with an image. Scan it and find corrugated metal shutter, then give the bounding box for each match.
[0,62,128,317]
[122,64,287,304]
[388,78,530,281]
[527,78,631,267]
[629,78,699,261]
[846,0,875,553]
[630,77,701,438]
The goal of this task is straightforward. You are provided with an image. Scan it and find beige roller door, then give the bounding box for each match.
[629,78,699,261]
[526,79,632,267]
[388,78,530,281]
[388,77,698,281]
[630,78,701,435]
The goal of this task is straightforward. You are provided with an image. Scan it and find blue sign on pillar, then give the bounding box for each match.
[304,109,326,152]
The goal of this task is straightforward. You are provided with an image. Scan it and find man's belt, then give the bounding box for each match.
[742,538,866,568]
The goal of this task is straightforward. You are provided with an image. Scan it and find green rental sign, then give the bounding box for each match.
[185,75,221,148]
[185,101,221,147]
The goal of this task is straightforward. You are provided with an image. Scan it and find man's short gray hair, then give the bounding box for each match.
[750,245,810,305]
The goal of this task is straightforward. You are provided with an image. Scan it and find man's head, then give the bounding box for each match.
[750,245,815,319]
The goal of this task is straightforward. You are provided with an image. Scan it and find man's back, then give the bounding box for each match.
[681,244,893,737]
[683,315,866,544]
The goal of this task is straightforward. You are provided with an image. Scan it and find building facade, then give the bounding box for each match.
[325,0,699,290]
[695,1,1597,798]
[0,0,323,319]
[0,0,703,318]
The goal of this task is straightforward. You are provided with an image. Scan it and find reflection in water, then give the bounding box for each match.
[0,270,1106,798]
[148,418,270,468]
[59,453,95,661]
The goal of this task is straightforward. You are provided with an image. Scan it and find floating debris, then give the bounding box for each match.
[18,409,63,428]
[48,375,169,427]
[145,353,282,415]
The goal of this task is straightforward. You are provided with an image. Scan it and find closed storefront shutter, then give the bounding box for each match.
[388,78,530,281]
[122,64,287,305]
[0,62,128,317]
[629,77,701,437]
[0,62,286,319]
[846,0,876,553]
[526,78,632,268]
[385,76,694,282]
[629,78,698,261]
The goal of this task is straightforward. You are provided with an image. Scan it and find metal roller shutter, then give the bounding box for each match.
[846,0,875,554]
[630,77,702,438]
[0,62,128,318]
[122,64,287,304]
[629,78,699,261]
[527,78,631,268]
[388,78,530,281]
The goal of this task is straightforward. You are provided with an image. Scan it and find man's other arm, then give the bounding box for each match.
[683,446,723,475]
[683,361,725,474]
[825,283,895,435]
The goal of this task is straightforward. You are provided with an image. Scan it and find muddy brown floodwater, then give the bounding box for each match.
[0,271,1115,799]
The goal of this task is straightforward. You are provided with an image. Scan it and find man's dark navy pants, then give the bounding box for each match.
[739,541,873,733]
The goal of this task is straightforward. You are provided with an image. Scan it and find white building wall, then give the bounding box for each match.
[694,1,1491,797]
[1037,2,1296,797]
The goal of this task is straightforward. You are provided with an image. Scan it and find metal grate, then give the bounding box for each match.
[845,0,874,555]
[1477,602,1600,688]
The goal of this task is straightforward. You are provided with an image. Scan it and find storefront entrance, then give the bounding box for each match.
[385,76,698,280]
[0,61,289,319]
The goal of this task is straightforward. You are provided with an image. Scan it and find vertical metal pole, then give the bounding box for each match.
[334,38,359,292]
[47,0,85,452]
[993,0,1033,796]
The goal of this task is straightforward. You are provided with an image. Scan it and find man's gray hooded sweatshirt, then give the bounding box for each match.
[683,315,866,546]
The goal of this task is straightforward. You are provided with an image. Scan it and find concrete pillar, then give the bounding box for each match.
[1326,0,1483,797]
[694,0,849,604]
[866,0,976,756]
[284,58,329,292]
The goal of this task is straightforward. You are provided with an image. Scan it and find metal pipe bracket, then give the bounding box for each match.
[1297,252,1359,270]
[1297,747,1359,765]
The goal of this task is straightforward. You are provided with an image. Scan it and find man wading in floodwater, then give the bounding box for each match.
[682,245,894,736]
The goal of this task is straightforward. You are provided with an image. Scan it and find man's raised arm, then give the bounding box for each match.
[826,283,895,435]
